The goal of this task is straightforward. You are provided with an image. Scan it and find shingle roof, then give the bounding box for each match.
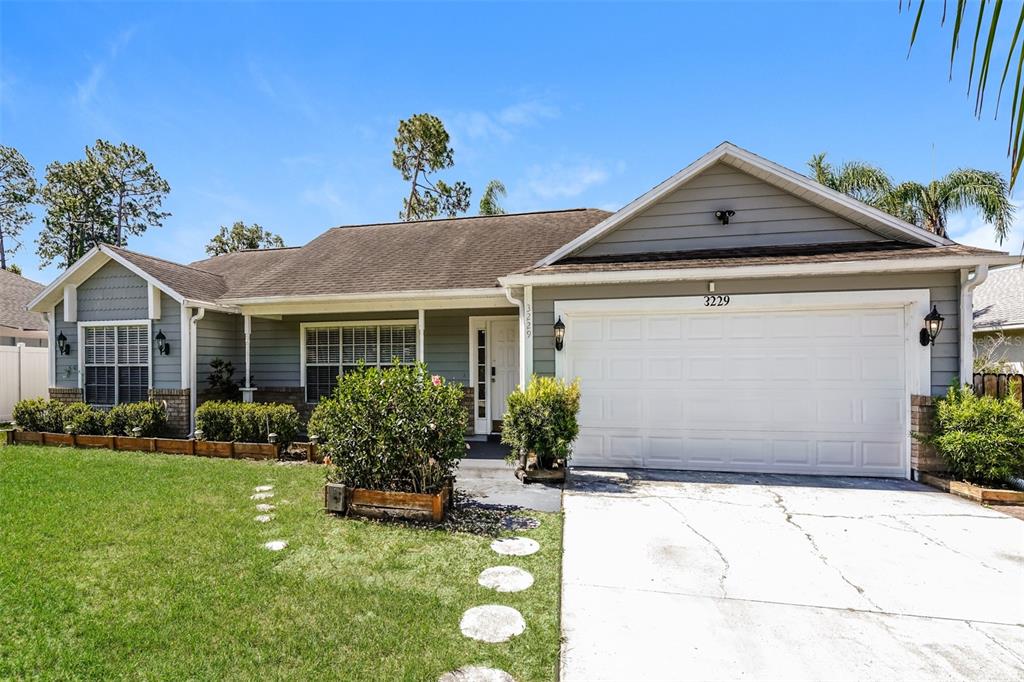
[105,245,228,303]
[974,265,1024,329]
[523,242,1006,276]
[189,208,611,300]
[0,269,46,331]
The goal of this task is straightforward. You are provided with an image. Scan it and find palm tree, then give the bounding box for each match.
[809,154,1015,243]
[478,179,507,216]
[887,170,1014,241]
[808,153,895,208]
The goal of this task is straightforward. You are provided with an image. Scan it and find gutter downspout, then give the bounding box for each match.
[505,286,528,388]
[959,265,989,385]
[189,307,206,435]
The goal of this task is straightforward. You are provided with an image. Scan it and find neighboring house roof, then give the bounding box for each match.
[193,208,611,301]
[0,268,46,332]
[974,265,1024,331]
[536,141,952,267]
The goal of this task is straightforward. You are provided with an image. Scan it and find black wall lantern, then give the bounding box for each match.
[155,329,170,355]
[553,317,566,351]
[919,305,945,346]
[56,331,71,355]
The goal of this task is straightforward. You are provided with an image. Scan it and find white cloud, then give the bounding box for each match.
[523,162,609,200]
[947,199,1024,256]
[247,59,321,125]
[301,180,352,218]
[448,99,559,143]
[73,26,137,109]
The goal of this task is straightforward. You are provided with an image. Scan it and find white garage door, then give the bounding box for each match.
[559,296,916,477]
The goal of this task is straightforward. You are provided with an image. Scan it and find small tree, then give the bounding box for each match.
[205,221,285,256]
[392,113,471,220]
[38,159,111,268]
[0,145,37,271]
[479,179,507,215]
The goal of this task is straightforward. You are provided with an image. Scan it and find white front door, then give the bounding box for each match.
[489,319,519,430]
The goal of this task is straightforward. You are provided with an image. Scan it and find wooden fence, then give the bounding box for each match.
[972,372,1024,407]
[0,345,48,422]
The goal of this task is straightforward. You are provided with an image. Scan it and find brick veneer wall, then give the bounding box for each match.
[910,394,945,477]
[149,388,190,437]
[461,386,475,435]
[253,387,312,422]
[49,387,83,404]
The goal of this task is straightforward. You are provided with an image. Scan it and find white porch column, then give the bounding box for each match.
[242,314,253,403]
[417,309,425,363]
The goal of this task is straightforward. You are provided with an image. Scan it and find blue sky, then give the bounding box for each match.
[2,1,1022,284]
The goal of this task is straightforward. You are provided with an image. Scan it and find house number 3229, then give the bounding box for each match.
[703,295,730,307]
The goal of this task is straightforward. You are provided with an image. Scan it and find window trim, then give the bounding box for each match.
[77,319,153,406]
[299,319,419,403]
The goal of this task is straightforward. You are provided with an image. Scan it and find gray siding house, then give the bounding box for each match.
[28,143,1016,479]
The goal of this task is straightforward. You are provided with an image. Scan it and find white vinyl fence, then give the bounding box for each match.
[0,345,48,422]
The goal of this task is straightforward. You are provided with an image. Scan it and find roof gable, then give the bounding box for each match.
[576,161,887,257]
[539,142,951,266]
[0,268,45,331]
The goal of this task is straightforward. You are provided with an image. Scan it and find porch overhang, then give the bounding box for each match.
[225,288,514,316]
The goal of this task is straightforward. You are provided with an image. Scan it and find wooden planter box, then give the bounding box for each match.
[6,430,280,462]
[919,472,1024,505]
[331,483,452,522]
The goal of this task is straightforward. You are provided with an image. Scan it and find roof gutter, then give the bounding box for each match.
[960,265,989,384]
[499,253,1019,288]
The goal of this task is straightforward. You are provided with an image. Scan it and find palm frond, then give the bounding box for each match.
[938,168,1015,242]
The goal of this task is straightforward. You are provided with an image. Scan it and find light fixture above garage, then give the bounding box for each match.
[714,209,735,225]
[920,305,944,346]
[554,317,566,351]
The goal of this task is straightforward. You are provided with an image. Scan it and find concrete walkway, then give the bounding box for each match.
[456,457,561,512]
[561,469,1024,681]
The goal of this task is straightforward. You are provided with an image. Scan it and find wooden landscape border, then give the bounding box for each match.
[5,430,285,462]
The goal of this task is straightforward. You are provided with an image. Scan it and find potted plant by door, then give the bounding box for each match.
[501,376,581,483]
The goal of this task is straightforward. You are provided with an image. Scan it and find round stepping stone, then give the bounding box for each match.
[254,485,274,492]
[460,605,526,643]
[478,566,534,593]
[255,503,276,512]
[254,514,274,523]
[490,537,539,557]
[439,666,515,682]
[264,540,287,551]
[501,516,540,531]
[250,492,274,500]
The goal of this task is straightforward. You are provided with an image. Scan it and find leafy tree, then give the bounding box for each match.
[7,263,21,275]
[0,145,37,271]
[88,140,170,246]
[38,158,111,268]
[37,140,170,268]
[479,179,507,215]
[809,154,1014,242]
[205,221,285,256]
[392,113,470,220]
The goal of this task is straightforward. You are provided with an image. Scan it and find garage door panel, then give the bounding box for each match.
[563,303,909,477]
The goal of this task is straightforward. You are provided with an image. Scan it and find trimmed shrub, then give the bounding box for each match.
[194,401,300,444]
[309,363,466,494]
[62,402,107,435]
[929,385,1024,485]
[106,401,167,437]
[12,398,66,433]
[501,376,581,468]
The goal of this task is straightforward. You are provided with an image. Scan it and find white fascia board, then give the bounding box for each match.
[232,288,512,316]
[27,246,107,312]
[501,253,1021,288]
[536,142,950,267]
[181,299,239,314]
[221,287,505,306]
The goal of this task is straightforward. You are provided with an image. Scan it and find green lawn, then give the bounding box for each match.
[0,445,562,681]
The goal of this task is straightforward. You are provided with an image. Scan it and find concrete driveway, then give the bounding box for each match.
[561,470,1024,681]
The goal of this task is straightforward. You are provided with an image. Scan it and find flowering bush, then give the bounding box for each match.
[501,376,581,468]
[308,363,466,494]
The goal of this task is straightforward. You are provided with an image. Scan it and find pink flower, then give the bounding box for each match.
[431,375,442,386]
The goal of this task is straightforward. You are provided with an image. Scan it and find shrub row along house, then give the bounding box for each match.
[26,143,1017,479]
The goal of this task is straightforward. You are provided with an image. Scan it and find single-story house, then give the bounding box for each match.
[0,268,47,347]
[973,265,1024,373]
[26,142,1017,479]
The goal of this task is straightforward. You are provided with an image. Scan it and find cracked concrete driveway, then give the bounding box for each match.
[560,470,1024,681]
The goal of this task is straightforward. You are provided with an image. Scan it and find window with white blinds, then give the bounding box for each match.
[83,324,150,405]
[304,323,417,402]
